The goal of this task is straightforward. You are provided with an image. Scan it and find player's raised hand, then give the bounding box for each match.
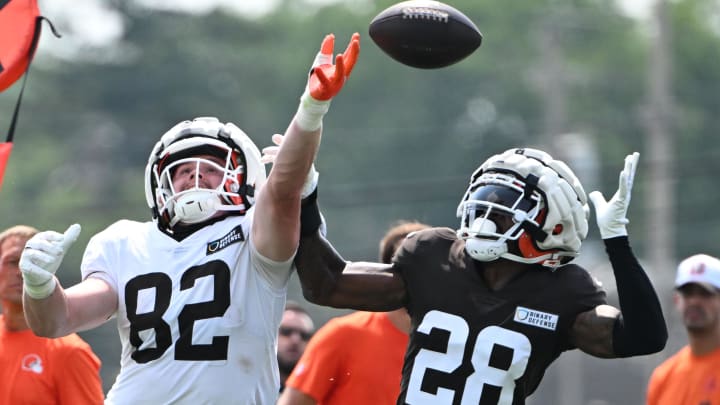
[588,152,639,239]
[260,134,284,165]
[307,33,360,101]
[19,224,81,299]
[262,134,318,198]
[294,34,359,132]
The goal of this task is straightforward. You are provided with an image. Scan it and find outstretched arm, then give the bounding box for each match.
[253,33,360,262]
[572,153,667,358]
[295,229,407,311]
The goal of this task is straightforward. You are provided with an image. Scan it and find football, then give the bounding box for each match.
[368,0,482,69]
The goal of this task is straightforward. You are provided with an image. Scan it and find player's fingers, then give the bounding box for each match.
[24,233,64,256]
[342,34,360,77]
[617,155,637,201]
[35,230,64,243]
[260,145,279,156]
[25,248,60,268]
[341,33,360,58]
[320,33,335,56]
[271,133,285,146]
[314,68,330,88]
[616,170,629,201]
[624,152,639,188]
[260,155,277,164]
[20,260,50,277]
[587,191,607,211]
[334,54,346,82]
[19,256,58,284]
[60,224,81,251]
[260,144,280,163]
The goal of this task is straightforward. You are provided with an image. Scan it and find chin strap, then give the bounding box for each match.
[170,191,247,227]
[171,192,219,226]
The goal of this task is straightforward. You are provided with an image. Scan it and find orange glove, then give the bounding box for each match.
[294,33,360,131]
[308,33,360,101]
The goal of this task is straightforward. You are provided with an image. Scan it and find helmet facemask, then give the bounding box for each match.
[457,171,545,263]
[153,139,246,227]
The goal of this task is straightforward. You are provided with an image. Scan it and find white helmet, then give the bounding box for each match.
[145,117,266,233]
[456,148,589,269]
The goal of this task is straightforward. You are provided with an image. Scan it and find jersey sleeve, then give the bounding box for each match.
[248,238,294,290]
[394,227,456,272]
[54,338,104,405]
[285,318,349,401]
[564,264,607,309]
[393,227,457,310]
[554,264,607,351]
[80,222,126,293]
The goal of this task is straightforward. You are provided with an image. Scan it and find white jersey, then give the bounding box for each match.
[81,210,293,405]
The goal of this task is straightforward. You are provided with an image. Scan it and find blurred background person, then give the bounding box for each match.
[646,254,720,404]
[278,301,315,392]
[0,225,103,404]
[278,221,430,405]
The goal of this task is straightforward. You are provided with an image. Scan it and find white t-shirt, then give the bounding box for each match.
[81,210,294,404]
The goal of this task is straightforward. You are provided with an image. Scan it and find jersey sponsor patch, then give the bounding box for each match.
[513,306,558,331]
[206,225,245,255]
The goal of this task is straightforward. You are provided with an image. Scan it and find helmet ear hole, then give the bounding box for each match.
[552,224,563,235]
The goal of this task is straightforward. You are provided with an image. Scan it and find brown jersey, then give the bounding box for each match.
[393,227,606,405]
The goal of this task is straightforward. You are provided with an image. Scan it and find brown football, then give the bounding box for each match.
[369,0,482,69]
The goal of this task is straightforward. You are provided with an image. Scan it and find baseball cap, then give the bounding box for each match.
[675,254,720,294]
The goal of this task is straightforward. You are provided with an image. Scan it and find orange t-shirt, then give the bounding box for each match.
[647,345,720,405]
[286,311,408,405]
[0,315,104,405]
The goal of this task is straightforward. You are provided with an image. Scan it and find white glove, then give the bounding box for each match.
[588,152,639,239]
[19,224,81,299]
[261,134,318,199]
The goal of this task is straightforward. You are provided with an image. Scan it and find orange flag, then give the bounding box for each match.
[1,0,58,192]
[0,0,41,92]
[0,142,11,190]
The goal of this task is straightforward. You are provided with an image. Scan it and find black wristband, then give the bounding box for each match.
[300,187,322,237]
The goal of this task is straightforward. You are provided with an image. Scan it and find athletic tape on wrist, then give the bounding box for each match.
[295,91,331,132]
